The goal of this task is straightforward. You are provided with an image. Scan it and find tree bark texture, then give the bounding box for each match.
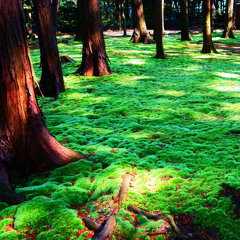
[180,0,192,41]
[0,0,84,203]
[155,0,166,58]
[222,0,235,38]
[75,0,83,41]
[52,0,59,31]
[121,0,127,36]
[131,0,155,44]
[201,0,217,53]
[76,0,112,77]
[33,0,65,99]
[233,0,237,29]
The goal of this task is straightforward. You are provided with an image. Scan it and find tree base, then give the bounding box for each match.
[130,30,156,44]
[221,30,236,39]
[201,42,217,53]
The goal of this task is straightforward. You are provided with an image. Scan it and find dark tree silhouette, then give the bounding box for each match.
[201,0,217,53]
[180,0,192,41]
[75,0,83,41]
[130,0,155,44]
[155,0,166,58]
[33,0,65,99]
[222,0,235,38]
[0,0,85,203]
[76,0,112,76]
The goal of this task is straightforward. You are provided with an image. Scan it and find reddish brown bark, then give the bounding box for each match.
[222,0,235,38]
[33,0,65,99]
[0,0,85,203]
[131,0,155,44]
[180,0,192,41]
[155,0,166,58]
[76,0,112,77]
[201,0,217,53]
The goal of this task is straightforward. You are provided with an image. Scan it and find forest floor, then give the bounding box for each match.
[1,30,240,240]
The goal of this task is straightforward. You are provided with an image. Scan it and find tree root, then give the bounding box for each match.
[81,173,181,239]
[130,29,156,44]
[127,205,181,235]
[229,130,240,134]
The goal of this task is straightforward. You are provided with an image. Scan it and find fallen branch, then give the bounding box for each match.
[91,213,117,240]
[127,205,180,235]
[82,217,101,232]
[119,174,133,207]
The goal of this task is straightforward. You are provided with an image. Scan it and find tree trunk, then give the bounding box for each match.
[52,0,59,31]
[222,0,235,38]
[25,0,33,36]
[155,0,166,58]
[0,0,85,204]
[130,0,155,44]
[121,0,127,36]
[33,0,65,99]
[76,0,112,76]
[180,0,192,41]
[210,0,214,31]
[201,0,217,53]
[233,0,237,29]
[75,0,83,41]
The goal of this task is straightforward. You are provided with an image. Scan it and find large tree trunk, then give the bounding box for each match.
[75,0,83,41]
[201,0,217,53]
[233,0,237,29]
[180,0,192,41]
[33,0,65,99]
[130,0,155,44]
[52,0,59,31]
[222,0,235,38]
[155,0,166,58]
[0,0,85,204]
[76,0,112,77]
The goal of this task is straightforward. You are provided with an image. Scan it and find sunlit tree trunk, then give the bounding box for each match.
[233,0,237,29]
[180,0,192,41]
[0,0,84,204]
[222,0,235,38]
[201,0,217,53]
[75,0,83,41]
[33,0,65,99]
[130,0,155,43]
[76,0,112,76]
[155,0,166,58]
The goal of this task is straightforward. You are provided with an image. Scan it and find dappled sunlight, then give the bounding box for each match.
[216,72,240,79]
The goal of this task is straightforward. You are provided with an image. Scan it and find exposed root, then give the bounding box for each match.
[127,205,181,235]
[130,29,155,44]
[82,173,181,239]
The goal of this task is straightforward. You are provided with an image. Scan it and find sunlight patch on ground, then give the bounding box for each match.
[217,72,240,79]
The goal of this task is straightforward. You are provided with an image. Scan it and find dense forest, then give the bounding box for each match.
[0,0,240,239]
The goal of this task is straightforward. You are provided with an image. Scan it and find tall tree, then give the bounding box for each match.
[0,0,85,203]
[76,0,112,76]
[33,0,65,99]
[201,0,217,53]
[130,0,155,44]
[52,0,59,31]
[180,0,192,41]
[222,0,235,38]
[121,0,127,36]
[75,0,83,41]
[155,0,166,58]
[210,0,214,31]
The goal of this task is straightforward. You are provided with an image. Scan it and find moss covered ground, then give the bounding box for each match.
[1,31,240,239]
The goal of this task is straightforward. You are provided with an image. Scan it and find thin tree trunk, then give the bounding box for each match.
[201,0,217,53]
[33,0,65,99]
[130,0,155,43]
[233,0,237,29]
[155,0,166,58]
[25,0,33,36]
[0,0,84,203]
[75,0,83,41]
[180,0,192,41]
[210,0,214,31]
[76,0,112,76]
[222,0,235,38]
[121,0,127,36]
